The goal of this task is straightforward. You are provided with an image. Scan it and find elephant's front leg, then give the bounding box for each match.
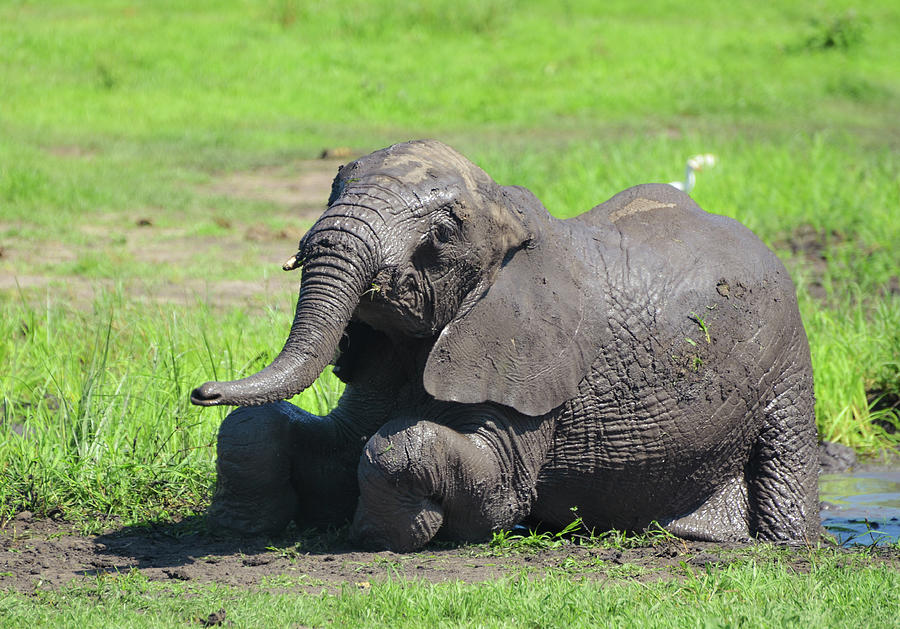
[209,401,364,535]
[350,408,553,551]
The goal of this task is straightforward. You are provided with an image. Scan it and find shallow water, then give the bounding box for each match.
[820,469,900,546]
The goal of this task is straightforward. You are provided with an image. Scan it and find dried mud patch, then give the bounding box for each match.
[0,274,295,312]
[1,221,304,310]
[205,158,346,221]
[774,223,845,301]
[774,223,899,301]
[44,145,99,160]
[2,517,898,594]
[1,159,347,308]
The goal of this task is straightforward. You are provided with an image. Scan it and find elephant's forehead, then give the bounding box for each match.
[370,139,491,183]
[374,153,482,193]
[378,154,431,182]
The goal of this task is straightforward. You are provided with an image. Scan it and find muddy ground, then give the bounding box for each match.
[1,447,897,593]
[5,446,898,593]
[2,514,899,594]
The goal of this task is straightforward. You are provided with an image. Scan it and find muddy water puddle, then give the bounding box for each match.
[820,470,900,546]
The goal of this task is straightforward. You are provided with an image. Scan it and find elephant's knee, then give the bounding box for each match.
[352,420,444,551]
[209,402,301,535]
[359,419,438,483]
[216,402,299,478]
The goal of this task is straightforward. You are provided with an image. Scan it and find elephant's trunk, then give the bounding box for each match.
[190,209,380,407]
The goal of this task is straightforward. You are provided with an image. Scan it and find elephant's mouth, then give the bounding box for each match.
[353,266,438,338]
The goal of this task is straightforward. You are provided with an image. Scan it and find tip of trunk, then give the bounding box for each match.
[190,382,226,406]
[189,368,310,407]
[190,243,375,409]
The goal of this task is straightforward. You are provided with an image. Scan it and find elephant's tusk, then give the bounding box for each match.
[282,254,302,271]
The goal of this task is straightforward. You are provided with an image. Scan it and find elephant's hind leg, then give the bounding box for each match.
[747,366,819,543]
[351,411,552,552]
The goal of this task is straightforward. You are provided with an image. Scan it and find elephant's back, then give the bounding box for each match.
[579,183,797,336]
[578,183,774,269]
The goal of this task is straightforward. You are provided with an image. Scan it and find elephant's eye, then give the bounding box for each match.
[432,221,455,244]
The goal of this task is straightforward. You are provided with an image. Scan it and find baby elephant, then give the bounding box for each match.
[191,140,819,551]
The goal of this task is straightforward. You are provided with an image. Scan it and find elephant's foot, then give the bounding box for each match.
[350,412,551,552]
[351,493,445,552]
[208,402,303,536]
[661,476,751,542]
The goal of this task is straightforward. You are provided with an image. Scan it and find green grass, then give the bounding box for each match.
[0,554,897,628]
[1,0,899,534]
[0,290,342,527]
[3,1,898,146]
[807,297,900,447]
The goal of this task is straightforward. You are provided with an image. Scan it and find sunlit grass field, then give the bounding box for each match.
[2,555,898,629]
[1,0,899,623]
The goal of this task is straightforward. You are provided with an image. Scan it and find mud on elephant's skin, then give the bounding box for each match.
[191,140,819,551]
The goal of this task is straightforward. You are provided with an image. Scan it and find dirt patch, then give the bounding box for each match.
[0,159,349,308]
[863,389,900,436]
[44,145,99,160]
[2,516,898,593]
[869,390,900,416]
[0,274,299,313]
[206,159,345,221]
[774,223,899,301]
[773,224,846,301]
[777,224,846,260]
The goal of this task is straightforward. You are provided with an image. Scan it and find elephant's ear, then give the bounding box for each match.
[423,236,609,417]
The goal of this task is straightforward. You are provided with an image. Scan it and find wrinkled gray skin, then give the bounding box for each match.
[191,140,818,551]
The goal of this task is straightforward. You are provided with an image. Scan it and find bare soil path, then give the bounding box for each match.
[2,515,898,594]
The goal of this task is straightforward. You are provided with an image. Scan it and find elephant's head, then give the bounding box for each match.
[191,140,605,415]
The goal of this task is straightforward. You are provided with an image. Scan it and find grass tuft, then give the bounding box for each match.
[804,294,900,453]
[490,509,679,554]
[802,10,871,52]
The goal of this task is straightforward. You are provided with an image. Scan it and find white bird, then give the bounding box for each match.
[669,153,716,194]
